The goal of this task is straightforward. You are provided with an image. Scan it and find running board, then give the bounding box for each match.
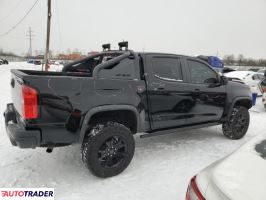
[140,122,220,139]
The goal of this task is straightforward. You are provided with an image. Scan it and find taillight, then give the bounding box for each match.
[263,87,266,93]
[186,176,205,200]
[22,85,38,119]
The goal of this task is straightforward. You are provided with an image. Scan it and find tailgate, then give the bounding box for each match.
[10,70,25,117]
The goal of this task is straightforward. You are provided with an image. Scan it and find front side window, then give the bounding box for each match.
[187,60,218,84]
[152,57,183,81]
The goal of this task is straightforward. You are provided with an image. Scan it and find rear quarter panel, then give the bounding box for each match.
[14,73,148,143]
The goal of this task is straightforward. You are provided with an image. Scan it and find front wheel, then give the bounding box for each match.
[81,122,135,178]
[222,106,250,140]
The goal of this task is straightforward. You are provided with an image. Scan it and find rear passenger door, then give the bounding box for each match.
[145,54,193,130]
[184,58,226,124]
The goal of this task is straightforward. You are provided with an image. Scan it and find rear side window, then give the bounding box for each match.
[152,57,183,81]
[98,58,135,80]
[187,60,218,84]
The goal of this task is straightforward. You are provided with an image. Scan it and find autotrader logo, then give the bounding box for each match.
[0,188,54,200]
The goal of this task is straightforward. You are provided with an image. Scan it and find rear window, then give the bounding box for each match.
[98,58,136,80]
[62,53,122,74]
[152,57,183,81]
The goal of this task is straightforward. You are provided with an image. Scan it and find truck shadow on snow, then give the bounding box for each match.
[2,125,250,187]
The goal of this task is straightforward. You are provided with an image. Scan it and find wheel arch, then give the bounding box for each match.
[79,105,140,143]
[226,97,252,120]
[233,97,252,109]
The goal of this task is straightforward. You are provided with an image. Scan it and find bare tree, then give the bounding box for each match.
[223,54,235,65]
[237,54,244,66]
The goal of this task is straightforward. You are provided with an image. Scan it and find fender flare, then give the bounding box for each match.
[226,96,252,120]
[79,105,140,143]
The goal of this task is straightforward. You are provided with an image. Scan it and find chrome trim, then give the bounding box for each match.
[154,74,183,82]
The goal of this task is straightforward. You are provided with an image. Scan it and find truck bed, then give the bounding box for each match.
[13,69,91,78]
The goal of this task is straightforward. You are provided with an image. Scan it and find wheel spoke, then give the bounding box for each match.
[97,136,127,168]
[106,157,114,167]
[115,139,126,150]
[98,150,107,161]
[116,151,126,159]
[106,140,112,148]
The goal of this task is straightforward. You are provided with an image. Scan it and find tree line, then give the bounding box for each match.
[0,48,18,57]
[223,54,266,67]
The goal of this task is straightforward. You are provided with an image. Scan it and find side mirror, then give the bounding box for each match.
[205,77,219,84]
[204,77,220,87]
[220,75,228,85]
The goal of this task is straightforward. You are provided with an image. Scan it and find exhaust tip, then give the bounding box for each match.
[46,147,54,153]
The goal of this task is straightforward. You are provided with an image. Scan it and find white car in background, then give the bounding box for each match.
[257,68,266,75]
[186,133,266,200]
[225,71,264,96]
[261,79,266,108]
[263,93,266,108]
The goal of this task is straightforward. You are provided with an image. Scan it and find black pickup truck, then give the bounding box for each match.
[4,43,252,178]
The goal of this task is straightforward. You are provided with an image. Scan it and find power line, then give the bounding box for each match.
[0,0,23,24]
[26,27,35,56]
[0,0,40,37]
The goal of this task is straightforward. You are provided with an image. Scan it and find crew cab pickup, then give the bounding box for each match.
[4,43,252,178]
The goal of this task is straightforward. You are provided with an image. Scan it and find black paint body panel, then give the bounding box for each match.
[4,51,252,148]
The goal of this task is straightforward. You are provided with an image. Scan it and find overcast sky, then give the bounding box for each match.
[0,0,265,58]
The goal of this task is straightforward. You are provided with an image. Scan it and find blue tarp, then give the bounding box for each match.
[207,56,224,68]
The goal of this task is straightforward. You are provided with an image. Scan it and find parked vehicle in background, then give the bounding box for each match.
[34,60,42,65]
[27,59,34,64]
[225,71,264,96]
[222,67,235,74]
[186,133,266,200]
[197,55,224,74]
[27,59,42,65]
[248,67,260,72]
[260,78,266,108]
[49,60,55,64]
[257,68,266,74]
[0,58,9,65]
[4,42,252,178]
[262,93,266,108]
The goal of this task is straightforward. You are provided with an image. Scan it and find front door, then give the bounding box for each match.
[184,58,226,124]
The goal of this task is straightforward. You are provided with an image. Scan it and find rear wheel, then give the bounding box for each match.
[81,122,135,178]
[222,106,250,139]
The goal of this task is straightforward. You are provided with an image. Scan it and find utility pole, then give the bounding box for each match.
[26,27,34,57]
[44,0,51,71]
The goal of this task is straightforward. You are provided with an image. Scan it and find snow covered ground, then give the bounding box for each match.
[0,62,266,200]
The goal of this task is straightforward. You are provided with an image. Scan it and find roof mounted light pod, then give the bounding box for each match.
[102,43,111,51]
[118,41,128,50]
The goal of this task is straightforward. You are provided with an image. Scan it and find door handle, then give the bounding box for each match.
[151,82,165,88]
[154,87,165,91]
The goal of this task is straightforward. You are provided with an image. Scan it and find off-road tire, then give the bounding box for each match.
[81,122,135,178]
[222,106,250,140]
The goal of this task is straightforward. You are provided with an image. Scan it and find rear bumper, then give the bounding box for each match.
[4,104,41,148]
